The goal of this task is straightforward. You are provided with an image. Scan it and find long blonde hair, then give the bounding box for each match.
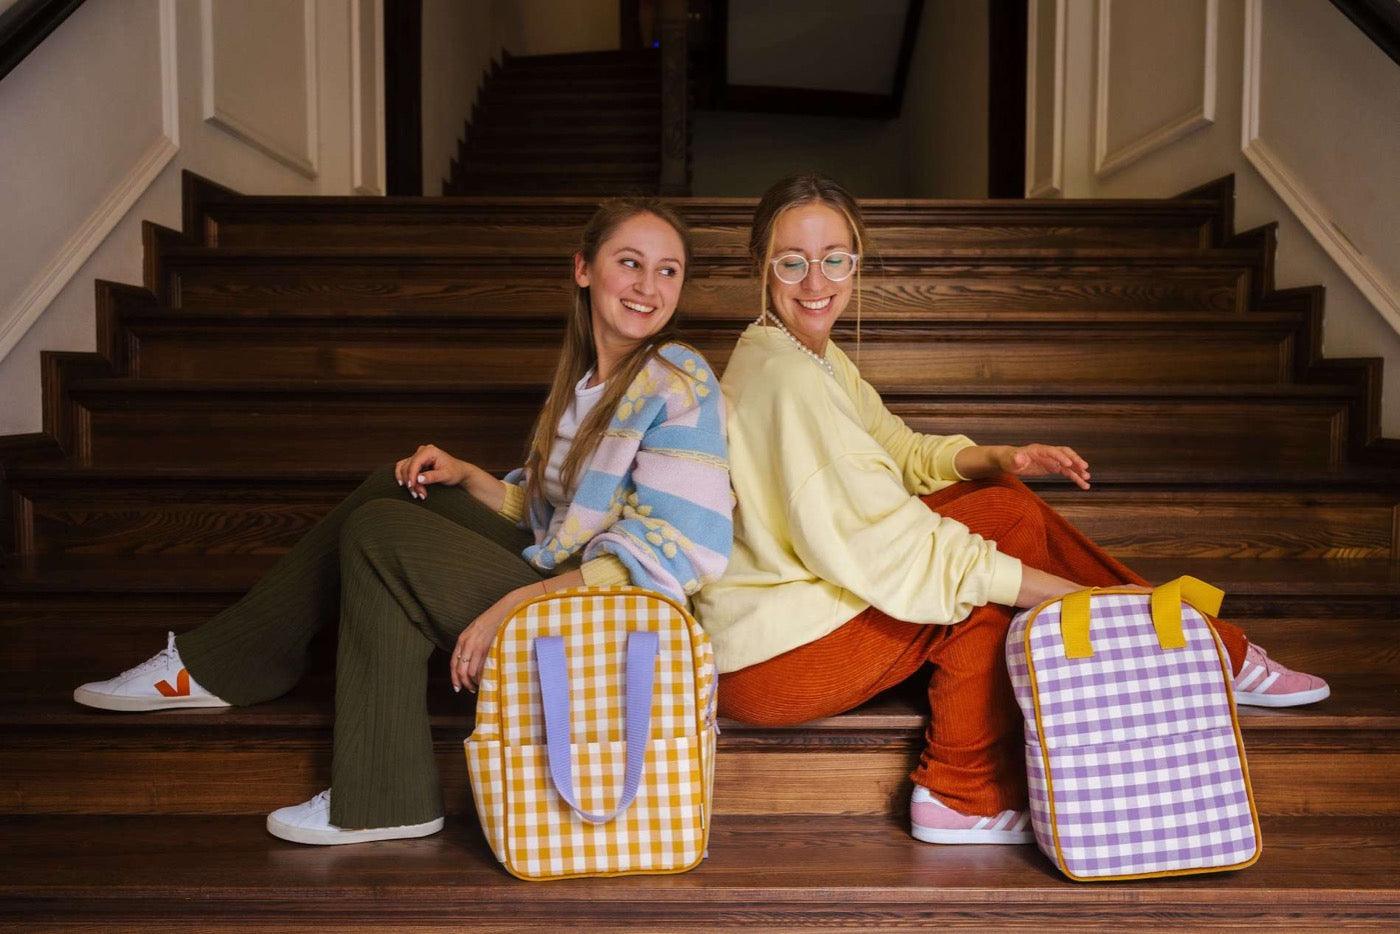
[749,173,871,361]
[523,198,695,508]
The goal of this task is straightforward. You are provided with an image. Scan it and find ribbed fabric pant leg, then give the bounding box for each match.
[176,464,532,705]
[717,472,1256,817]
[951,473,1249,674]
[328,497,542,828]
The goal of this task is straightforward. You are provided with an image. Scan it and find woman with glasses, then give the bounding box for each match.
[691,173,1329,846]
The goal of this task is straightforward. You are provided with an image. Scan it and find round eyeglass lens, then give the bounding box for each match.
[773,254,809,284]
[821,252,855,281]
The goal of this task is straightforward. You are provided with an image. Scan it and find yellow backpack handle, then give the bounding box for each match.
[1059,576,1224,660]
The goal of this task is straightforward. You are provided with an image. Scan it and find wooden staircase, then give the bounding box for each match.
[1,170,1398,930]
[442,50,667,196]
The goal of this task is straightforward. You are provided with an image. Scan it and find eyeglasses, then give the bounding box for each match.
[770,251,860,285]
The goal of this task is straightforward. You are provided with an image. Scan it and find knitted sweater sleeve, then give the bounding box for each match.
[775,364,1023,622]
[581,355,734,602]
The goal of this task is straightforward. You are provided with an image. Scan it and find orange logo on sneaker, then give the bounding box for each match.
[155,668,191,697]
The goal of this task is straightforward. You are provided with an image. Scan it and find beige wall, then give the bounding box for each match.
[493,0,619,57]
[1027,0,1400,435]
[899,0,989,198]
[726,0,908,93]
[421,0,499,195]
[0,0,384,436]
[689,110,910,198]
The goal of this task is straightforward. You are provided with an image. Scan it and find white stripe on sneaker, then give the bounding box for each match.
[1237,663,1267,691]
[1254,672,1281,693]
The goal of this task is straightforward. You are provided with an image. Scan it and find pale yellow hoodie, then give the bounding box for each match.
[692,324,1024,673]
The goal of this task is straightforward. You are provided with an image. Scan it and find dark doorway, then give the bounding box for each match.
[383,0,422,196]
[987,0,1028,198]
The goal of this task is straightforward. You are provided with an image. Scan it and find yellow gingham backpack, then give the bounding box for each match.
[464,586,719,881]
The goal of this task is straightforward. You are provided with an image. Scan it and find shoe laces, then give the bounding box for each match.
[1245,642,1279,673]
[115,631,180,680]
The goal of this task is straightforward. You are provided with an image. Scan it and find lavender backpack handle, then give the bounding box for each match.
[534,631,658,824]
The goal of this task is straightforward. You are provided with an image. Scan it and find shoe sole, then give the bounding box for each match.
[73,686,232,712]
[266,814,446,846]
[1234,684,1331,708]
[910,824,1034,845]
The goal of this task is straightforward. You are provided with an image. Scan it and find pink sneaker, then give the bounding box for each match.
[1233,642,1330,708]
[909,785,1033,845]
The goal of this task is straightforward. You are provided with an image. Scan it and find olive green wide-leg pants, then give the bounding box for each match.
[175,464,542,828]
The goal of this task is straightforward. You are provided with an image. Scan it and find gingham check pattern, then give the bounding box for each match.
[465,587,717,880]
[1007,591,1260,880]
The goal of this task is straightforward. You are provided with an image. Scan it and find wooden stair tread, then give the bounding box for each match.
[1,674,1395,733]
[155,243,1262,265]
[119,305,1302,327]
[6,555,1398,596]
[66,377,1359,400]
[1,815,1395,929]
[10,462,1398,489]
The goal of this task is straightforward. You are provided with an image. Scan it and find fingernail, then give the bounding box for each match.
[453,685,460,693]
[396,479,402,486]
[417,475,425,483]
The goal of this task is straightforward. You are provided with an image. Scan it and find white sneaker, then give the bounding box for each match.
[266,789,445,845]
[73,631,231,712]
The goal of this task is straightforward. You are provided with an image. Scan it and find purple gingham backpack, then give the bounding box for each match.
[1005,576,1262,881]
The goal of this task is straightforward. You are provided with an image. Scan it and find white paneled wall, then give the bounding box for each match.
[0,0,385,435]
[1027,0,1400,435]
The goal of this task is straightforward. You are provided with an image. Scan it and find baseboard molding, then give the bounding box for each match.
[0,134,178,365]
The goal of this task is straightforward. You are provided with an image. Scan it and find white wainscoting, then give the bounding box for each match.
[0,0,179,365]
[200,0,320,178]
[1092,0,1216,180]
[1240,0,1400,334]
[1025,0,1065,198]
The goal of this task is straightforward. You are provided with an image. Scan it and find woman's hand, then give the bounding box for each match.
[451,585,537,693]
[395,444,477,501]
[995,444,1091,490]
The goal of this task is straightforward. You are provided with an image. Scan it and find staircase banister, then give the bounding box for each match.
[0,0,85,83]
[1328,0,1400,69]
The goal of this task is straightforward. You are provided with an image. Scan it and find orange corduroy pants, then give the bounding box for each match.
[716,473,1250,817]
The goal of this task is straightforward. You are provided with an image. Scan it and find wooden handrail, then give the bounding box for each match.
[1329,0,1400,69]
[0,0,85,83]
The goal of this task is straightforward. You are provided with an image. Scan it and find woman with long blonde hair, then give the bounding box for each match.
[74,198,733,846]
[693,173,1327,845]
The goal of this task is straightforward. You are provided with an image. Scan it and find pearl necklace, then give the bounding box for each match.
[754,313,835,378]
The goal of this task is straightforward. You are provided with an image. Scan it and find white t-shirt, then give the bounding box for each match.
[542,370,607,541]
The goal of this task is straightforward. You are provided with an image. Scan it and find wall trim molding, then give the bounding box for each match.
[200,0,320,178]
[349,0,384,195]
[1241,0,1400,334]
[0,0,178,365]
[1025,0,1065,198]
[1093,0,1216,180]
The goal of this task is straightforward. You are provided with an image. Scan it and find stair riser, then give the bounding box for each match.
[124,326,1293,386]
[455,162,661,176]
[480,91,660,106]
[471,111,658,128]
[203,218,1208,252]
[208,222,1206,252]
[5,598,1393,676]
[4,732,1395,818]
[69,395,1348,474]
[14,486,1393,560]
[461,127,657,145]
[164,268,1248,316]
